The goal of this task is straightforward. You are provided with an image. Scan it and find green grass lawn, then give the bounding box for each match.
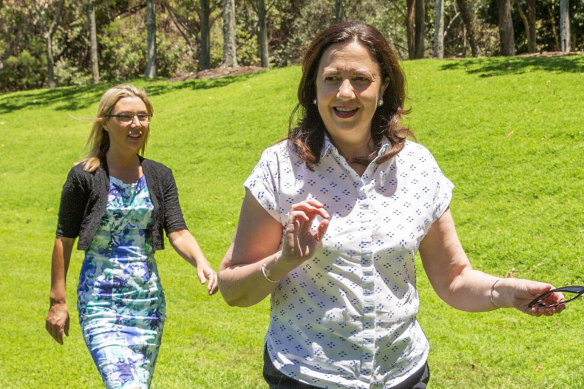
[0,55,583,388]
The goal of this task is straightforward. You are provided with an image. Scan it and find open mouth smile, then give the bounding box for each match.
[333,106,359,118]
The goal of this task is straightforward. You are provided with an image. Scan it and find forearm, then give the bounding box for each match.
[50,237,75,304]
[218,250,288,307]
[168,229,208,267]
[444,268,501,312]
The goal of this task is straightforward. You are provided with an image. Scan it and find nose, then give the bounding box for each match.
[129,114,141,126]
[337,78,355,100]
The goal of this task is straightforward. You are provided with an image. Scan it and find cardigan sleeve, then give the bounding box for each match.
[56,166,87,238]
[161,167,188,234]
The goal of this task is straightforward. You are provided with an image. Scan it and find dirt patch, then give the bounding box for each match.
[169,65,267,82]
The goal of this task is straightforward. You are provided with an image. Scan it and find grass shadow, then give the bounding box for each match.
[0,83,109,114]
[146,70,268,97]
[0,70,267,115]
[440,54,584,77]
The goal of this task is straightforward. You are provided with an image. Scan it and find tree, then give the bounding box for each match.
[527,0,536,53]
[163,0,199,58]
[456,0,480,57]
[414,0,425,58]
[145,0,156,78]
[433,0,444,58]
[33,0,65,88]
[222,0,237,67]
[334,0,343,23]
[200,0,210,69]
[560,0,570,52]
[498,0,515,56]
[257,0,269,67]
[86,0,99,83]
[406,0,415,59]
[514,0,535,53]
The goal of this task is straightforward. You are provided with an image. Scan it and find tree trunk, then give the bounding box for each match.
[498,0,515,56]
[560,0,570,52]
[221,0,237,67]
[45,34,56,88]
[145,0,157,78]
[514,0,529,51]
[433,0,444,58]
[87,0,99,83]
[549,3,560,51]
[334,0,343,23]
[258,0,269,67]
[200,0,210,69]
[414,0,425,59]
[462,23,467,56]
[526,0,536,53]
[406,0,415,59]
[34,0,65,88]
[456,0,480,57]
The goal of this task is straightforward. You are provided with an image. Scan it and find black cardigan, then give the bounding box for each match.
[56,156,188,251]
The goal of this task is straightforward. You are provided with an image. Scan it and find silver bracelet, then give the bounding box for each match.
[261,263,279,283]
[490,278,502,308]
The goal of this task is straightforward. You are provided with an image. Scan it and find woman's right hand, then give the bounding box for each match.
[46,302,69,344]
[280,199,330,268]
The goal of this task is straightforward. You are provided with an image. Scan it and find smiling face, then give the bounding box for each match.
[103,96,150,155]
[315,40,387,154]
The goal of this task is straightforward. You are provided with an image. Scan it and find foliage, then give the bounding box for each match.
[479,0,584,54]
[0,0,583,91]
[0,48,46,90]
[0,55,583,387]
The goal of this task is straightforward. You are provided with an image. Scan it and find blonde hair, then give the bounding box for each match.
[81,84,154,172]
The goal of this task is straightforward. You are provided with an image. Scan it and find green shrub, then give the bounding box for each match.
[0,48,45,91]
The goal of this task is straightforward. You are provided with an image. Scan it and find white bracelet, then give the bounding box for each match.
[490,278,502,308]
[261,263,279,283]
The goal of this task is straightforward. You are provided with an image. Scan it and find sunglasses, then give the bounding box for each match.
[528,285,584,308]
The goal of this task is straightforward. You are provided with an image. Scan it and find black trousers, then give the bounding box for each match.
[263,344,430,389]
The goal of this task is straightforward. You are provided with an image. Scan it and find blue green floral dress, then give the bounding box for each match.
[77,175,165,389]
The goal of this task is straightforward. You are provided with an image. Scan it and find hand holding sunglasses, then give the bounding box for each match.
[528,285,584,309]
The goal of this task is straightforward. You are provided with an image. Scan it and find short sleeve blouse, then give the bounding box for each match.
[245,137,453,388]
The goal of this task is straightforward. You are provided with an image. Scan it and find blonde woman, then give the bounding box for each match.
[45,84,217,389]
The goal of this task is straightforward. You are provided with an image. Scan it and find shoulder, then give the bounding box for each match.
[142,157,173,176]
[258,140,297,164]
[262,140,291,156]
[66,162,95,183]
[397,140,439,164]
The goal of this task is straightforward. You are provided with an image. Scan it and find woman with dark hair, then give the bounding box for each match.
[45,84,218,389]
[218,23,564,388]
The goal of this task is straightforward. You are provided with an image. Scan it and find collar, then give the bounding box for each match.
[320,134,392,161]
[320,134,336,159]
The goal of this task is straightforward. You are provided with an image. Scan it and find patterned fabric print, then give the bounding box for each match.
[78,175,165,389]
[245,137,453,389]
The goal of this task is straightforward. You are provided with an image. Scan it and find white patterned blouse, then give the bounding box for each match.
[244,135,453,388]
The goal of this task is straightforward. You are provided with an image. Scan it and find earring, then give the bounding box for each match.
[313,98,317,105]
[378,98,384,107]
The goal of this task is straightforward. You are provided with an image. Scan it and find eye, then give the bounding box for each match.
[323,75,340,83]
[354,76,372,84]
[118,114,133,121]
[136,114,150,121]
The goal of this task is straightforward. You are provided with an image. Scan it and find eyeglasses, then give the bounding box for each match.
[527,285,584,308]
[105,113,152,124]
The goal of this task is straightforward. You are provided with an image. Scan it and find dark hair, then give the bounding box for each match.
[289,22,414,168]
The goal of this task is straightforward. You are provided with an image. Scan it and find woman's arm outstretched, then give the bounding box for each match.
[46,236,75,344]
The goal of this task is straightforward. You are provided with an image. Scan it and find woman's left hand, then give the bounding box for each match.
[502,279,566,316]
[197,262,219,295]
[168,229,219,295]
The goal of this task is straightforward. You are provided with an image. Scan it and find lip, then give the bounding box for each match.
[333,106,359,118]
[127,131,142,141]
